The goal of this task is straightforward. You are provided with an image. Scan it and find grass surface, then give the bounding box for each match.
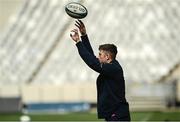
[0,111,180,121]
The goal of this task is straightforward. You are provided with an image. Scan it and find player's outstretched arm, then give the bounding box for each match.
[75,20,94,55]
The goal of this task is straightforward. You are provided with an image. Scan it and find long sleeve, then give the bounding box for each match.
[81,35,94,55]
[76,41,101,73]
[76,42,121,76]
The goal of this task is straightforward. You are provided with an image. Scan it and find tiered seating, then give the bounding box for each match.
[0,0,180,85]
[34,0,180,84]
[0,0,71,84]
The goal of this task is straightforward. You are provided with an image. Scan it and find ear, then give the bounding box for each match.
[106,54,110,60]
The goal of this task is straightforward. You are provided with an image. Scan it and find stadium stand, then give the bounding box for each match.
[1,0,180,84]
[0,0,180,112]
[0,0,180,83]
[0,0,72,84]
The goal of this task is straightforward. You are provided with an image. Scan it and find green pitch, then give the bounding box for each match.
[0,111,180,121]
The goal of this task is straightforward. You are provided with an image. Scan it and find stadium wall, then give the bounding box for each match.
[0,83,97,103]
[0,82,176,111]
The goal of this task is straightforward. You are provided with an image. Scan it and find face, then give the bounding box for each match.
[98,50,110,63]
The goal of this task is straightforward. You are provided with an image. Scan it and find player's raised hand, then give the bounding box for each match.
[75,19,86,36]
[70,29,80,42]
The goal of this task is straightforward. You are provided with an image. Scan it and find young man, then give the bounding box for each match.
[70,20,131,121]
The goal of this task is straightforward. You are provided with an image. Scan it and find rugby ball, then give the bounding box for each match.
[65,2,88,19]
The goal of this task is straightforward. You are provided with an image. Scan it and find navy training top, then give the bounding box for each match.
[76,35,130,118]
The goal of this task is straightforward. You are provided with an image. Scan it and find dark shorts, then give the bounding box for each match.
[105,113,131,121]
[105,103,131,121]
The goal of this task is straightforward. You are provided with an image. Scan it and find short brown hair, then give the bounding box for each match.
[99,44,117,59]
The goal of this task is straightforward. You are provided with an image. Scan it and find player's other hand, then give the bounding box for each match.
[70,29,80,42]
[75,19,86,36]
